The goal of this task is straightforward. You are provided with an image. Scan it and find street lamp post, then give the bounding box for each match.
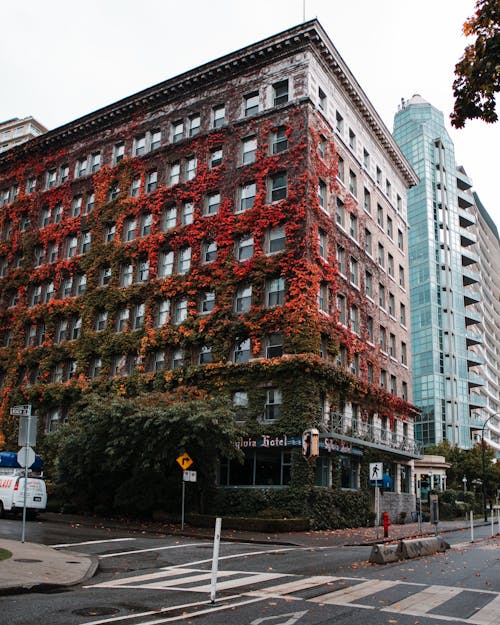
[481,413,500,522]
[462,475,467,493]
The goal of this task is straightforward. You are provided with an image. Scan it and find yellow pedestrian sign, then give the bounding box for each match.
[176,452,193,470]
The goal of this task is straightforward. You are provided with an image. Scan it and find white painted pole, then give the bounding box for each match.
[491,514,494,537]
[497,510,500,535]
[181,480,185,531]
[470,510,474,543]
[21,418,31,543]
[210,517,222,604]
[375,485,379,540]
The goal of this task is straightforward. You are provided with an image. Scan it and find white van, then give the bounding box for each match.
[0,473,47,518]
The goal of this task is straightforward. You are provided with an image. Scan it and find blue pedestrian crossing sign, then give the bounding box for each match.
[369,462,383,485]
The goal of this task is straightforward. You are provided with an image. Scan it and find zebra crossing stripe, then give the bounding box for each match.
[193,571,290,593]
[467,593,500,625]
[309,579,394,606]
[250,575,340,597]
[382,585,462,615]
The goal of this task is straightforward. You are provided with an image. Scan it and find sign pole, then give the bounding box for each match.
[181,479,186,531]
[375,485,379,540]
[21,418,31,544]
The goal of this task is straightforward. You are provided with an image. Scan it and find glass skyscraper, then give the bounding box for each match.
[393,95,482,449]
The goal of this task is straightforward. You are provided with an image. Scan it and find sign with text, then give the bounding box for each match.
[10,405,32,417]
[183,470,197,482]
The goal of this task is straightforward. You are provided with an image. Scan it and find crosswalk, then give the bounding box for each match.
[89,567,500,624]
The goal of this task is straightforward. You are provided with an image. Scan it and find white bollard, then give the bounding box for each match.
[470,510,474,543]
[491,515,494,537]
[210,517,222,604]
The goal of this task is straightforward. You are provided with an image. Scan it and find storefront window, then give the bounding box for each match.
[219,450,291,486]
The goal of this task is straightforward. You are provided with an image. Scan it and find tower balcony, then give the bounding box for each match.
[464,309,481,326]
[456,168,473,191]
[459,208,476,228]
[462,267,480,286]
[460,228,477,247]
[465,329,483,347]
[467,350,484,367]
[469,392,486,409]
[457,188,474,209]
[468,372,485,388]
[463,288,480,307]
[461,248,479,266]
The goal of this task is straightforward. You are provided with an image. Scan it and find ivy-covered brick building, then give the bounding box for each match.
[0,21,420,522]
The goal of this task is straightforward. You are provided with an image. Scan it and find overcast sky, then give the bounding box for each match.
[1,0,498,228]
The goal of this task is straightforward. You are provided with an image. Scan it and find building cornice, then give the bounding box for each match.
[1,20,417,187]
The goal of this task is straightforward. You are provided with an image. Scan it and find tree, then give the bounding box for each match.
[451,0,500,128]
[48,390,243,516]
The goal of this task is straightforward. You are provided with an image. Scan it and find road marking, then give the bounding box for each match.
[98,542,213,558]
[251,611,308,625]
[466,593,500,625]
[382,584,462,615]
[51,538,136,548]
[167,546,296,568]
[250,575,339,597]
[309,579,394,607]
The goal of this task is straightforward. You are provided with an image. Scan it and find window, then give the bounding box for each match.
[158,250,174,277]
[140,212,152,237]
[385,179,391,199]
[152,350,166,372]
[349,129,356,150]
[318,134,326,158]
[390,375,397,395]
[318,282,328,313]
[398,229,404,251]
[379,326,387,352]
[85,192,95,214]
[402,381,408,400]
[318,179,327,210]
[337,245,345,275]
[100,266,112,286]
[363,148,370,169]
[202,240,217,264]
[163,205,177,230]
[266,277,285,307]
[244,91,259,116]
[44,282,55,303]
[336,197,344,227]
[318,86,327,110]
[387,216,393,239]
[136,259,149,282]
[350,257,358,286]
[61,277,73,298]
[90,152,101,173]
[390,333,396,358]
[71,316,82,340]
[75,156,90,178]
[399,265,405,288]
[66,236,78,259]
[349,213,358,240]
[239,182,256,212]
[120,263,134,287]
[75,273,86,295]
[265,333,283,358]
[156,299,170,326]
[364,228,372,255]
[172,120,184,143]
[209,148,222,168]
[270,172,287,202]
[173,299,188,324]
[233,338,251,363]
[242,136,257,164]
[169,161,180,185]
[150,129,161,150]
[264,388,281,420]
[271,126,288,153]
[171,349,184,369]
[273,79,289,105]
[134,134,146,156]
[401,342,407,366]
[337,155,344,182]
[365,271,372,298]
[236,235,254,261]
[200,291,215,314]
[235,285,252,313]
[146,169,158,193]
[70,195,82,216]
[56,319,68,343]
[388,254,394,278]
[184,157,196,181]
[41,206,51,227]
[109,184,120,200]
[213,104,225,128]
[199,345,213,365]
[189,114,200,137]
[114,142,125,163]
[400,303,406,326]
[389,292,395,316]
[336,111,344,133]
[376,166,382,185]
[318,229,327,259]
[116,308,129,332]
[377,204,384,227]
[205,192,220,216]
[177,247,191,274]
[181,201,194,225]
[397,194,402,213]
[132,303,145,329]
[123,218,137,242]
[378,243,384,267]
[379,283,386,308]
[80,231,91,254]
[47,242,58,263]
[364,188,371,213]
[367,315,374,342]
[104,224,116,242]
[349,170,357,196]
[26,177,36,193]
[96,310,107,331]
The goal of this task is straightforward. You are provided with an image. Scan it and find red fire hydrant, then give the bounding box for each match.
[382,511,390,538]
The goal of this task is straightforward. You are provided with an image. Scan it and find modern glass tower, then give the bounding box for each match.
[393,95,482,449]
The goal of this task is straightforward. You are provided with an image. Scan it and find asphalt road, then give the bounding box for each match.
[0,516,498,625]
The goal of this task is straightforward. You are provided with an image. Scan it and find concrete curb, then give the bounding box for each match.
[369,536,451,564]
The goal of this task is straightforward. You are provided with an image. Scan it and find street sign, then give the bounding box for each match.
[176,452,193,470]
[183,470,197,482]
[17,446,35,469]
[18,415,37,447]
[10,404,32,417]
[369,462,383,482]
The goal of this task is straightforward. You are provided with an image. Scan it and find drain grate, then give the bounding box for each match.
[13,558,42,563]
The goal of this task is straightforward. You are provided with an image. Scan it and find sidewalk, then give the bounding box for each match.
[0,513,489,595]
